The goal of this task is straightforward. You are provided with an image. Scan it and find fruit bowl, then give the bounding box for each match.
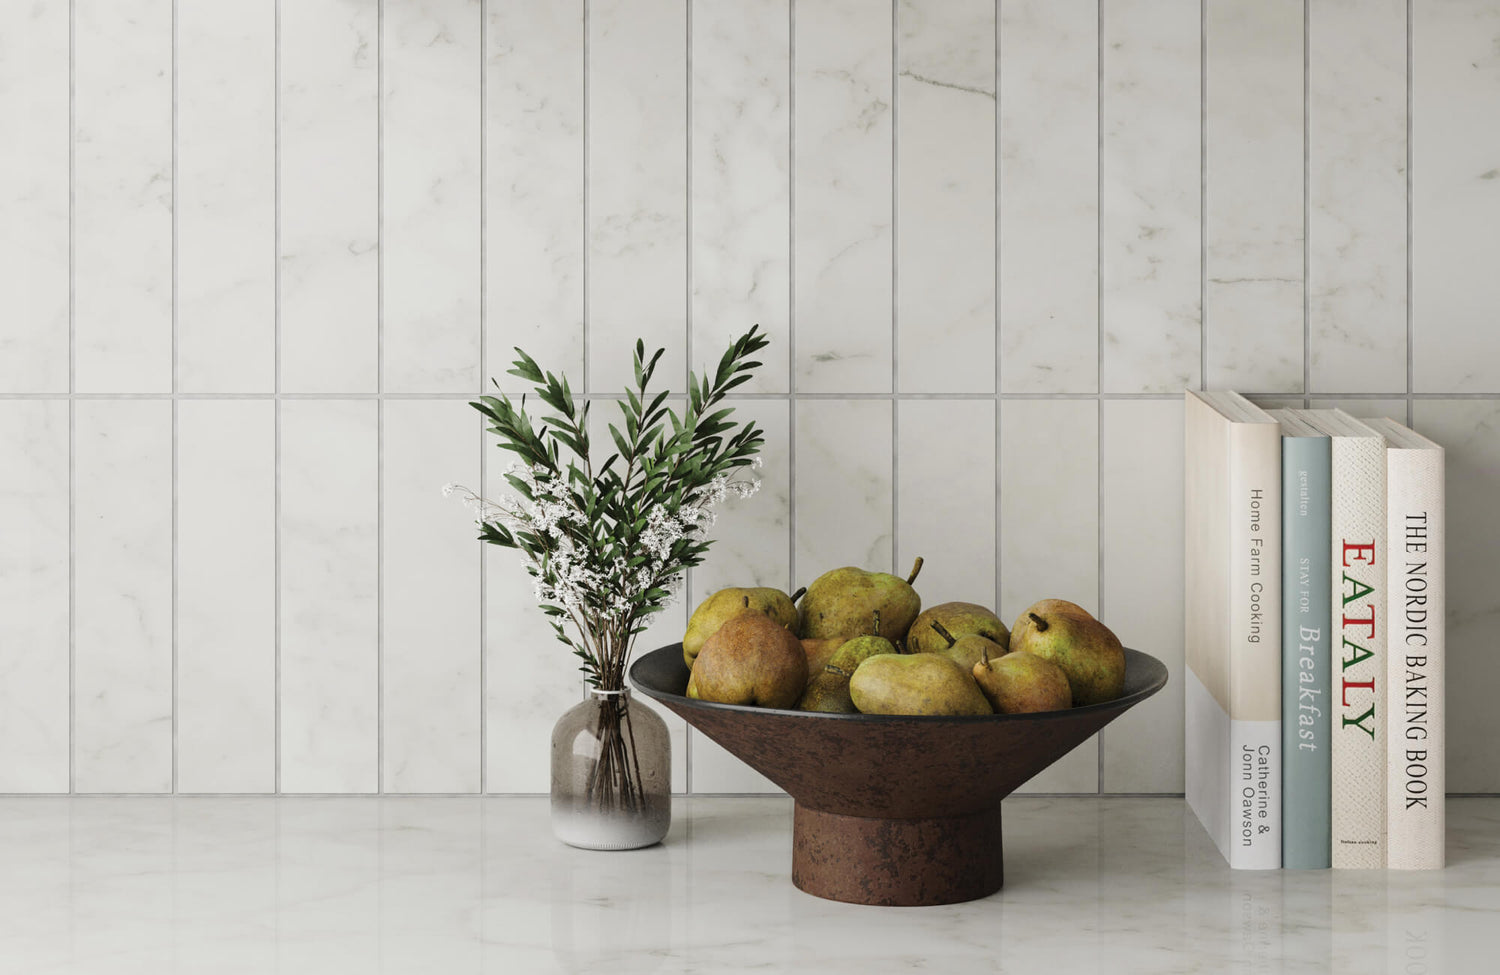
[629,643,1169,906]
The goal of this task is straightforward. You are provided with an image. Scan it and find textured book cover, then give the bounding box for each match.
[1184,390,1282,870]
[1363,417,1445,870]
[1302,410,1386,869]
[1269,410,1332,869]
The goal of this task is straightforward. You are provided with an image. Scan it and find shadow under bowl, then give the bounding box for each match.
[630,644,1169,906]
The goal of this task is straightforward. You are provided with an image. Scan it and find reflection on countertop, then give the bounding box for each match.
[0,795,1492,973]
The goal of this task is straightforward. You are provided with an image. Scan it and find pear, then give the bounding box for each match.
[924,619,1007,674]
[1008,600,1126,706]
[972,648,1072,714]
[848,652,992,717]
[798,558,924,644]
[905,601,1009,655]
[799,613,893,713]
[1008,598,1094,648]
[683,585,804,668]
[686,610,807,709]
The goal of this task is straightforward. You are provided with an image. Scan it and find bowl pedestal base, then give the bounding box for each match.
[790,803,1005,906]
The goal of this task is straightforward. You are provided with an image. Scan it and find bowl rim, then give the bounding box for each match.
[629,643,1169,723]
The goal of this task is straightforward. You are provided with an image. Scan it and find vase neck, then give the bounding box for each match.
[585,684,631,702]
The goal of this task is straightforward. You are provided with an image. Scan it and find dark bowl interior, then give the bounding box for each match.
[630,644,1169,818]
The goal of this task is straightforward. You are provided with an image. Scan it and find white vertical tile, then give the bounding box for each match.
[794,398,894,579]
[73,401,173,794]
[896,0,995,394]
[691,0,791,395]
[1204,0,1303,392]
[73,0,173,394]
[1410,401,1499,793]
[1101,0,1201,394]
[1412,2,1500,393]
[280,0,380,394]
[485,0,585,393]
[685,399,790,794]
[0,1,69,393]
[280,401,379,794]
[1100,399,1183,793]
[176,0,276,393]
[382,0,481,394]
[793,0,893,394]
[0,402,69,792]
[383,400,480,793]
[177,401,277,793]
[588,0,687,396]
[1000,399,1099,793]
[896,400,996,609]
[999,0,1098,394]
[1308,0,1406,395]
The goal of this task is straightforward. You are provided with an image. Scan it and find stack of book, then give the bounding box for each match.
[1183,390,1445,870]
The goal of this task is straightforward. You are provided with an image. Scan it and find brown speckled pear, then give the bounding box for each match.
[683,586,804,668]
[906,601,1009,655]
[798,558,924,644]
[799,613,892,713]
[687,611,807,709]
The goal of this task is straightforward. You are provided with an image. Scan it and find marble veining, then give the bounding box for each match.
[1,796,1494,972]
[0,0,69,393]
[691,0,792,396]
[72,400,174,794]
[1307,0,1407,395]
[279,0,380,394]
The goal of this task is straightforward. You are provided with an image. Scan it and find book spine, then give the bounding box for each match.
[1330,435,1387,868]
[1227,424,1282,869]
[1386,447,1445,869]
[1281,436,1332,869]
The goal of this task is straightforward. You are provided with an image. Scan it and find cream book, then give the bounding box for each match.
[1301,410,1387,869]
[1184,390,1282,869]
[1362,417,1445,870]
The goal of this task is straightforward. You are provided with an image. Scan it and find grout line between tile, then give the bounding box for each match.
[273,0,282,796]
[171,0,180,796]
[478,0,488,797]
[1199,0,1207,391]
[682,0,694,795]
[1406,0,1413,426]
[68,0,76,797]
[995,0,1002,635]
[1303,0,1310,404]
[376,0,385,796]
[890,0,899,577]
[784,0,797,795]
[1096,0,1105,795]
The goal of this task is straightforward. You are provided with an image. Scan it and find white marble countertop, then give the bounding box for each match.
[0,795,1492,973]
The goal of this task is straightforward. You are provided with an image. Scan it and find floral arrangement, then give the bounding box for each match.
[449,325,768,692]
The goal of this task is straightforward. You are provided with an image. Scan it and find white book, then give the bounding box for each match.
[1362,417,1445,870]
[1184,390,1282,870]
[1301,410,1387,869]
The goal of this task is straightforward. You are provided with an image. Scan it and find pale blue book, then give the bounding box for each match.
[1270,410,1332,869]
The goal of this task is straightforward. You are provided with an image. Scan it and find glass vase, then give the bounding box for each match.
[551,685,671,850]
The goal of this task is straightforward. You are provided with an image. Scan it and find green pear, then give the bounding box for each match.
[683,585,804,668]
[799,613,893,713]
[1008,601,1125,706]
[905,601,1010,655]
[1008,598,1094,648]
[686,611,807,709]
[848,652,992,716]
[923,619,1007,674]
[798,558,924,644]
[972,649,1072,714]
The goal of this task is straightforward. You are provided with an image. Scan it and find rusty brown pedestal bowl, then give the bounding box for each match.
[629,643,1168,907]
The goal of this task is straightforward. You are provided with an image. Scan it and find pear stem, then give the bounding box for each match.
[871,609,881,636]
[929,619,958,648]
[1028,611,1048,632]
[790,586,807,604]
[905,556,924,586]
[980,643,992,667]
[824,664,852,679]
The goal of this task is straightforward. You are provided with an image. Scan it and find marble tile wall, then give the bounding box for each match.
[1,0,1497,796]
